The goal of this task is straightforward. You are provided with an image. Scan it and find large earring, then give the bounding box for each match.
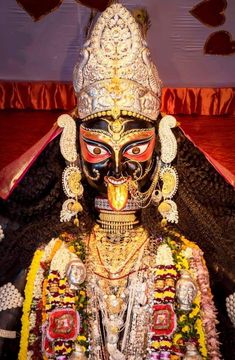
[57,114,83,227]
[152,115,179,226]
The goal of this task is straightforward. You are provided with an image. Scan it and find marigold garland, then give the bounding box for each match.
[18,230,218,359]
[19,249,44,360]
[166,236,209,359]
[40,233,90,358]
[195,318,207,357]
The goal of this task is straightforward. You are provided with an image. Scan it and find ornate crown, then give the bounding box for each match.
[73,4,162,122]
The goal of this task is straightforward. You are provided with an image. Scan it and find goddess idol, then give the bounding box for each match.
[0,3,227,360]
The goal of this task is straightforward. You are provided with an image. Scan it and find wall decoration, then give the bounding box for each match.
[190,0,227,27]
[16,0,110,21]
[16,0,63,21]
[204,30,235,55]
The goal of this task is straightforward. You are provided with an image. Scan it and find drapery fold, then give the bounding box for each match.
[0,81,234,115]
[0,82,76,111]
[0,123,62,199]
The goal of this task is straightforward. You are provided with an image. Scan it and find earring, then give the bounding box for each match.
[57,114,83,227]
[153,115,179,226]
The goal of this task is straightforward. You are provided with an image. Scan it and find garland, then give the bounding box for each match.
[190,246,221,359]
[149,234,211,359]
[19,249,44,360]
[168,235,208,358]
[19,233,89,360]
[19,230,220,359]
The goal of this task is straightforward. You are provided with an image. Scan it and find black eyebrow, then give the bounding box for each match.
[81,136,111,153]
[122,137,153,152]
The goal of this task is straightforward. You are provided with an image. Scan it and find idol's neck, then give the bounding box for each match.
[94,196,141,234]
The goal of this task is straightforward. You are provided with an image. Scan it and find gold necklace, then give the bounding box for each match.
[88,224,149,278]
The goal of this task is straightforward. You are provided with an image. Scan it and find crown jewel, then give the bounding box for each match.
[73,4,162,121]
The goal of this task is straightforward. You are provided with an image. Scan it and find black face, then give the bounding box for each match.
[79,117,157,196]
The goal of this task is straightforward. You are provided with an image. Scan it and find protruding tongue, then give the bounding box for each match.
[107,181,129,211]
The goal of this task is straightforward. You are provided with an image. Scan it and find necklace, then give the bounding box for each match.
[86,225,151,360]
[89,225,149,277]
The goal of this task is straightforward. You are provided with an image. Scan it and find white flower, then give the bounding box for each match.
[182,247,193,259]
[155,244,174,266]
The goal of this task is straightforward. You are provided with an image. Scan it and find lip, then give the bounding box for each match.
[105,176,130,186]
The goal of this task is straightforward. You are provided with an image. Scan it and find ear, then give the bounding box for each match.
[159,115,177,164]
[57,114,78,163]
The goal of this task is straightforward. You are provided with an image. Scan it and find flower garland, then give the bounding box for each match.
[41,233,89,359]
[149,243,178,359]
[19,249,44,360]
[175,235,220,358]
[190,246,221,359]
[26,239,63,359]
[149,233,214,359]
[167,235,209,358]
[42,270,89,358]
[19,230,219,359]
[19,233,89,360]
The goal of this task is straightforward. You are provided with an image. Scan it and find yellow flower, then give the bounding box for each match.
[80,290,86,296]
[171,355,181,360]
[64,296,75,303]
[189,294,200,318]
[189,306,199,318]
[154,290,175,299]
[155,268,177,276]
[173,333,182,344]
[182,325,190,333]
[160,340,172,347]
[179,314,187,322]
[68,245,75,252]
[151,341,160,349]
[48,273,57,280]
[180,237,199,251]
[77,335,87,342]
[54,344,72,353]
[195,318,207,357]
[179,255,189,270]
[19,250,44,360]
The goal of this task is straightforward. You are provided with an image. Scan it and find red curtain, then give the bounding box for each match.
[0,81,234,115]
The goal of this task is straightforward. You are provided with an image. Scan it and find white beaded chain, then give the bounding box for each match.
[0,224,4,242]
[226,292,235,327]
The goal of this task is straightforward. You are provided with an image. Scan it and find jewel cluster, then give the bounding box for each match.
[0,282,24,311]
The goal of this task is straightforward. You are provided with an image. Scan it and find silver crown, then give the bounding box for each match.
[73,4,162,122]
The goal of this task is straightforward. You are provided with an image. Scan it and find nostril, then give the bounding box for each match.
[107,166,123,179]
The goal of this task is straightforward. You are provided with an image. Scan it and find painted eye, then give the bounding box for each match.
[126,143,149,156]
[87,144,108,156]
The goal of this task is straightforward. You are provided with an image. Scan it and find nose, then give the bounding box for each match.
[108,148,123,178]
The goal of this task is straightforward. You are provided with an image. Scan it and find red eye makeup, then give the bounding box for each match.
[80,137,111,163]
